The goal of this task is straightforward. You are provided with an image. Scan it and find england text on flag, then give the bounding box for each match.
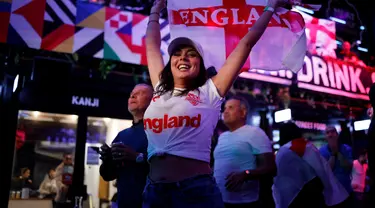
[167,0,310,73]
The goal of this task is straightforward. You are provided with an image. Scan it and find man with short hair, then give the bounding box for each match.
[55,153,74,206]
[320,126,353,196]
[100,84,153,208]
[213,96,275,208]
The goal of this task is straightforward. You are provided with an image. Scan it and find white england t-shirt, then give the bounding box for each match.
[213,125,272,203]
[143,79,223,162]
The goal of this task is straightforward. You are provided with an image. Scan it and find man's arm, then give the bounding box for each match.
[320,147,335,170]
[328,155,336,170]
[246,128,276,179]
[99,140,118,181]
[337,153,352,170]
[246,152,276,180]
[55,164,64,188]
[337,146,353,171]
[225,152,275,191]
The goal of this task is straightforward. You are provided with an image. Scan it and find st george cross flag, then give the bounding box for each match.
[273,139,348,207]
[167,0,309,73]
[295,10,337,58]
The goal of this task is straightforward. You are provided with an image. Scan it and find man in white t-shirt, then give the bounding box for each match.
[213,96,275,208]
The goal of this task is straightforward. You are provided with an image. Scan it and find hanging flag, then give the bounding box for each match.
[295,10,337,58]
[167,0,312,73]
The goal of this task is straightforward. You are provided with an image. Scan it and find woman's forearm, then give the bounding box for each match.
[146,12,162,50]
[241,5,275,49]
[145,0,166,86]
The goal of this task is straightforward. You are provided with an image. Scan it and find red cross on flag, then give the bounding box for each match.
[168,0,308,73]
[295,10,337,58]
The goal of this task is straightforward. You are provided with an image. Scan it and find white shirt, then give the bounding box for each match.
[144,79,223,162]
[213,125,272,203]
[351,160,368,192]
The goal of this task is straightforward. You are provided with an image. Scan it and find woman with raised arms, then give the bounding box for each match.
[143,0,286,207]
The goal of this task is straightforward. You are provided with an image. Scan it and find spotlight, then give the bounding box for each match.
[275,109,292,123]
[329,17,346,24]
[295,6,314,15]
[358,47,368,52]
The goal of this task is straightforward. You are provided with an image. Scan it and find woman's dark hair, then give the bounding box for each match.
[154,55,208,96]
[279,122,303,146]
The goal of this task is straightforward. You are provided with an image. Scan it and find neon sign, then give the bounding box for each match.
[72,96,100,107]
[295,120,327,131]
[240,54,373,100]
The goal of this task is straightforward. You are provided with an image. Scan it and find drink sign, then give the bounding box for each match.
[240,54,374,100]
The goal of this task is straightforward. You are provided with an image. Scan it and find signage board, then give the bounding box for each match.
[240,54,374,100]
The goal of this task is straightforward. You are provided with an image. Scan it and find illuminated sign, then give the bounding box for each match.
[72,96,99,107]
[275,109,292,123]
[354,119,371,131]
[240,54,374,100]
[295,120,327,131]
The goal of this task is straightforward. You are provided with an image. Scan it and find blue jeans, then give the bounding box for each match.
[142,174,224,208]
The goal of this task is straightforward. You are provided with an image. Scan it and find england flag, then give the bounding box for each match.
[167,0,309,73]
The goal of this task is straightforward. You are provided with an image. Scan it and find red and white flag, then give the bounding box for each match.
[273,139,348,207]
[167,0,309,73]
[294,10,337,58]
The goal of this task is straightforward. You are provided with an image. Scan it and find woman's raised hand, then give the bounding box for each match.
[151,0,166,13]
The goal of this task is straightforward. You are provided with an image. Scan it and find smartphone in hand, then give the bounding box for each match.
[90,146,100,154]
[98,143,111,160]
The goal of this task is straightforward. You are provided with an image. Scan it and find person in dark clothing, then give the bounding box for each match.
[12,167,33,190]
[367,83,375,207]
[99,84,153,208]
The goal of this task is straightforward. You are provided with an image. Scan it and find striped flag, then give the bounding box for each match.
[41,0,77,53]
[104,7,170,64]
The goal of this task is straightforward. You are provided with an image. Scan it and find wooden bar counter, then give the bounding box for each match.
[8,198,53,208]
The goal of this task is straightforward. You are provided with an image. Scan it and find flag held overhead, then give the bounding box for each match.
[167,0,319,73]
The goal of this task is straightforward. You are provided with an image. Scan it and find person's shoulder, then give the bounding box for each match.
[199,78,223,97]
[275,145,292,160]
[113,127,132,140]
[242,124,258,131]
[342,144,352,151]
[319,144,329,153]
[319,144,328,149]
[218,131,230,138]
[243,125,267,136]
[118,127,131,135]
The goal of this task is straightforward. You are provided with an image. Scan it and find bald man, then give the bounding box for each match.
[100,84,153,208]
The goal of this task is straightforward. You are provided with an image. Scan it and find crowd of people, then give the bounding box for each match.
[98,0,373,207]
[5,0,374,207]
[11,153,75,208]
